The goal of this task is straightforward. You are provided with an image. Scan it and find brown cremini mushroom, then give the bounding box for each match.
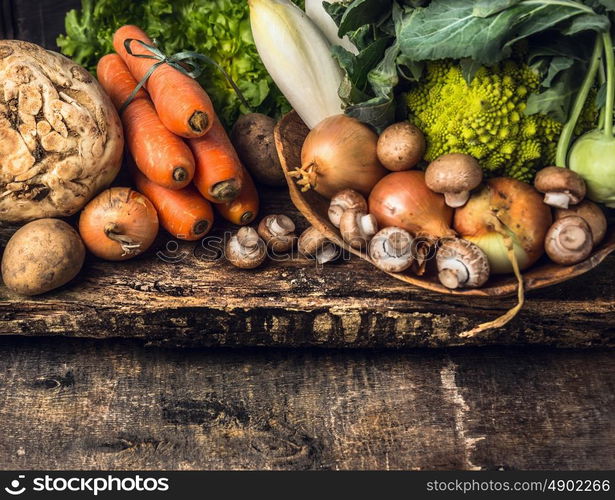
[257,214,297,253]
[545,216,593,265]
[339,209,378,250]
[425,154,483,208]
[554,200,607,246]
[226,227,267,269]
[369,227,414,273]
[328,189,367,228]
[436,238,490,289]
[534,166,586,209]
[298,226,339,264]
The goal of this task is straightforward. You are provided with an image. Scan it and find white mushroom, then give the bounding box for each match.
[298,226,339,264]
[545,215,593,265]
[554,200,607,246]
[339,209,378,250]
[257,214,297,253]
[369,227,414,273]
[425,153,483,208]
[534,166,586,209]
[328,189,367,228]
[226,226,267,269]
[436,238,490,289]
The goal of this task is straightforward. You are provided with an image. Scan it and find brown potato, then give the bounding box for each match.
[377,122,426,171]
[231,113,285,187]
[2,219,85,296]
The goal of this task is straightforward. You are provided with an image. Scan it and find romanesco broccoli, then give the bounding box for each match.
[407,60,595,182]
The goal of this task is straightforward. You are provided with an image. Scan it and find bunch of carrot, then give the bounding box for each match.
[97,25,259,241]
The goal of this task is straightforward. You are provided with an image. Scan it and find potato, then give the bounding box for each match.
[377,122,426,171]
[231,113,286,187]
[2,219,85,296]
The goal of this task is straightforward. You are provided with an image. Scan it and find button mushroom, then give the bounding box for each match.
[328,189,367,228]
[298,226,339,264]
[339,209,378,250]
[425,153,483,208]
[226,226,267,269]
[534,166,586,209]
[544,216,593,265]
[436,238,490,289]
[257,214,297,253]
[554,200,607,246]
[369,227,414,273]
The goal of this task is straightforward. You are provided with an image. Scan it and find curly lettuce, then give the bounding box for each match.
[57,0,303,127]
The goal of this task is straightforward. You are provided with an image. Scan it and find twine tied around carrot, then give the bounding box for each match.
[119,38,250,115]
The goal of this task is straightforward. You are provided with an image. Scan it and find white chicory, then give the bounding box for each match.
[249,0,345,129]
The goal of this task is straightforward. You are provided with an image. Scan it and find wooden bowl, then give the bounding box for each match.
[274,111,615,297]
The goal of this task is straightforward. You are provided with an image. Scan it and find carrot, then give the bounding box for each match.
[189,115,245,203]
[133,168,214,240]
[216,168,259,226]
[97,54,195,190]
[113,25,214,139]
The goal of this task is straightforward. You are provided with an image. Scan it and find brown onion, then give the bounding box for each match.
[79,187,159,261]
[293,114,388,198]
[368,170,455,240]
[454,178,552,274]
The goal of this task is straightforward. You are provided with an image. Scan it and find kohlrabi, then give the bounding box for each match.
[558,33,615,208]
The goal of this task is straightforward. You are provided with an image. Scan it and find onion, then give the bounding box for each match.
[293,115,388,198]
[454,178,552,275]
[79,187,159,261]
[368,170,455,240]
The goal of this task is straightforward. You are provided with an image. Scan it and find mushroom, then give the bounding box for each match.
[328,189,367,227]
[534,166,586,209]
[257,214,297,253]
[226,226,267,269]
[544,215,593,265]
[298,226,339,264]
[339,209,378,249]
[369,227,414,273]
[554,200,607,246]
[436,238,490,289]
[425,153,483,208]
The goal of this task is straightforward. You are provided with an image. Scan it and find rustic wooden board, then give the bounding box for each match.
[0,337,613,470]
[0,187,613,348]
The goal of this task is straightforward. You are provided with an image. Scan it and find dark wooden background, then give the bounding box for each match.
[0,0,614,470]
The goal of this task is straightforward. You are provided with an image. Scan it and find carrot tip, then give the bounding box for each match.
[211,180,241,202]
[193,220,209,236]
[189,111,209,134]
[173,167,189,183]
[240,212,255,225]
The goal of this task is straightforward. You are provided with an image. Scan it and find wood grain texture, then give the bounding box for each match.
[0,188,613,348]
[0,337,613,470]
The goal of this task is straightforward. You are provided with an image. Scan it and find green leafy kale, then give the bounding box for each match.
[57,0,302,127]
[325,0,615,129]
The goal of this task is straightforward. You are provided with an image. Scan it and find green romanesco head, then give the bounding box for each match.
[406,60,594,182]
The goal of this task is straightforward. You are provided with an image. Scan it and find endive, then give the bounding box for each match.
[249,0,344,129]
[305,0,358,55]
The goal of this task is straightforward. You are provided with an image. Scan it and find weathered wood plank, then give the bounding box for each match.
[0,337,613,470]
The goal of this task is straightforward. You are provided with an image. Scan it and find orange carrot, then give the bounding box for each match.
[97,54,195,190]
[189,115,245,203]
[216,168,259,225]
[113,25,214,139]
[133,168,214,240]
